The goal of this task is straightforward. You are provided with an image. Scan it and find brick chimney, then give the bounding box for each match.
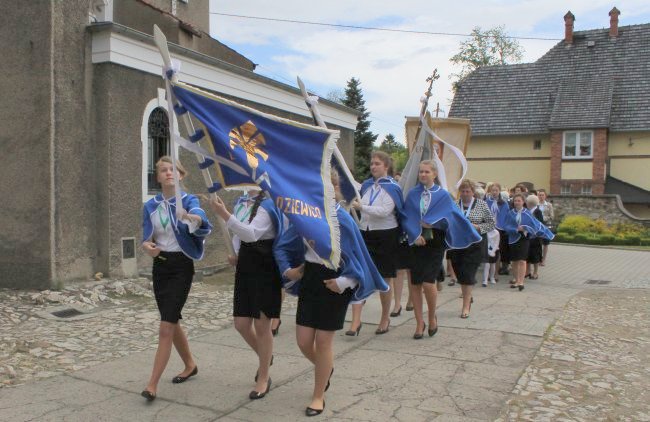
[609,7,621,37]
[564,11,575,44]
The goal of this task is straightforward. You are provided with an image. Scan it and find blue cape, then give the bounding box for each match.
[233,194,284,249]
[502,208,555,244]
[274,204,389,300]
[142,192,212,260]
[360,177,406,225]
[485,196,511,230]
[402,184,482,249]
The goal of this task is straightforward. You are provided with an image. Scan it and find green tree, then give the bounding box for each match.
[379,133,401,155]
[341,78,378,180]
[450,25,524,90]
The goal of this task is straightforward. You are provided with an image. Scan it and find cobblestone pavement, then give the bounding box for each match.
[0,271,296,388]
[499,288,650,422]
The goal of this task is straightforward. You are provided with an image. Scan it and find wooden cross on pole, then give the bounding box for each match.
[419,69,439,117]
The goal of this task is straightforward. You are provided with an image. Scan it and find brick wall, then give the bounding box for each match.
[592,128,608,194]
[550,130,563,194]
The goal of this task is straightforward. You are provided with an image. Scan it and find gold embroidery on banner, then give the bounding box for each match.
[229,121,269,169]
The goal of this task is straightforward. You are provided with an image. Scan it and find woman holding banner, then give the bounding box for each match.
[347,151,404,336]
[402,160,482,339]
[210,189,283,400]
[140,157,212,402]
[275,169,388,416]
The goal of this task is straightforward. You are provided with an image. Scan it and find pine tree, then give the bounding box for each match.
[379,133,402,155]
[341,78,377,180]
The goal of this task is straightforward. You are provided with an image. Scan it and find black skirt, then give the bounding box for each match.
[296,262,353,331]
[509,236,530,261]
[449,236,484,285]
[362,227,400,278]
[395,239,413,270]
[527,238,543,264]
[410,229,445,285]
[233,239,282,319]
[152,251,195,323]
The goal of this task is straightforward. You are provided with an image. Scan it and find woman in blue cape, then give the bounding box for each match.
[485,182,509,283]
[210,189,283,400]
[141,157,212,402]
[402,160,482,339]
[347,151,405,336]
[274,169,389,416]
[502,193,555,290]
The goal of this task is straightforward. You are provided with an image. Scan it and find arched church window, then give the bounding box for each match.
[147,107,170,194]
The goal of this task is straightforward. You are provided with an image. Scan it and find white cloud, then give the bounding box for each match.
[209,1,650,142]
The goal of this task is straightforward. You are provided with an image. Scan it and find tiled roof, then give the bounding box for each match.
[449,24,650,135]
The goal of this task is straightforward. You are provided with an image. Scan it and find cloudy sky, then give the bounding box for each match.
[208,1,650,144]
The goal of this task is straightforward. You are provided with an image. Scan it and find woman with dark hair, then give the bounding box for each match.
[210,189,284,400]
[141,156,212,401]
[485,183,509,282]
[448,179,495,318]
[402,161,481,338]
[502,193,554,291]
[525,195,544,279]
[276,169,388,416]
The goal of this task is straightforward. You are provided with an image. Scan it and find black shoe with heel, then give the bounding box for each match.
[413,323,426,340]
[390,306,402,317]
[306,401,325,417]
[345,323,362,336]
[249,378,271,400]
[375,320,390,335]
[325,367,334,392]
[428,315,438,337]
[172,366,198,384]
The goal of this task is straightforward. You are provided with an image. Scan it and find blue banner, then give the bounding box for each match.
[171,81,341,268]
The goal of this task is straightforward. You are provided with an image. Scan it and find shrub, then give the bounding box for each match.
[640,238,650,246]
[600,234,615,244]
[625,235,641,245]
[558,215,608,235]
[573,233,589,244]
[555,233,574,243]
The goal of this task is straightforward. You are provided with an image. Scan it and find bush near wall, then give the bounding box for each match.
[556,215,649,246]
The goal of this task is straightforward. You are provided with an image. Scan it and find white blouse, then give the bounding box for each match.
[359,184,398,231]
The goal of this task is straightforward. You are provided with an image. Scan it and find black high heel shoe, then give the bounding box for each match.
[172,366,198,384]
[428,315,438,337]
[249,377,271,400]
[390,306,402,317]
[306,401,325,417]
[518,285,525,291]
[271,319,281,336]
[375,320,390,335]
[413,322,426,340]
[345,323,362,336]
[325,367,334,392]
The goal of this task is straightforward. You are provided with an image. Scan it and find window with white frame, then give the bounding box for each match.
[581,184,592,195]
[141,89,180,202]
[563,131,593,159]
[561,184,572,194]
[147,107,170,195]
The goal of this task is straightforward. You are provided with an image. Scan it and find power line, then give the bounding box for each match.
[210,12,561,41]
